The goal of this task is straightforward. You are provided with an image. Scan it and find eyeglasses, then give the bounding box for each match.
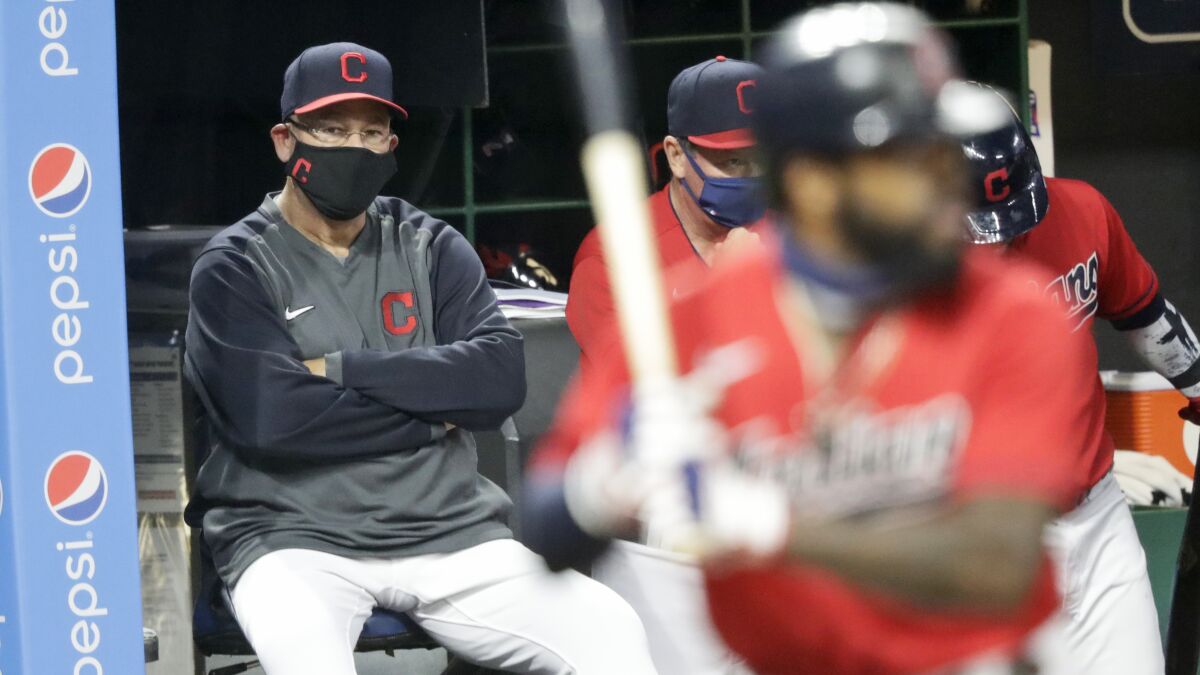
[287,118,393,150]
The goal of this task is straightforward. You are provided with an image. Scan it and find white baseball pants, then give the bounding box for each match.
[1043,471,1164,675]
[229,539,659,675]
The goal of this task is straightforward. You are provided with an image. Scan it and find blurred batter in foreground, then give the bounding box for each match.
[525,4,1094,674]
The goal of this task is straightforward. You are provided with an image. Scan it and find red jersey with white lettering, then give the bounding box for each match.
[1003,177,1159,492]
[534,242,1094,675]
[566,185,761,377]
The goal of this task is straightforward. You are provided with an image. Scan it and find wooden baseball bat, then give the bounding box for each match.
[1167,430,1200,675]
[558,0,678,385]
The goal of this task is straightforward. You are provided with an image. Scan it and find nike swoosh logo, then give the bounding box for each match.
[284,305,314,321]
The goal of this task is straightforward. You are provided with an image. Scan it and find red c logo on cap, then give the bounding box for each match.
[341,52,368,83]
[985,167,1011,202]
[736,80,756,114]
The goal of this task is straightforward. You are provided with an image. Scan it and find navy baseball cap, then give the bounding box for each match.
[281,42,408,121]
[667,56,762,149]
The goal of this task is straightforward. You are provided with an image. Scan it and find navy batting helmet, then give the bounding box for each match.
[754,3,1009,167]
[960,86,1048,244]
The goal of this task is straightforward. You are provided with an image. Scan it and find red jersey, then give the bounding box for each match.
[566,184,760,376]
[534,243,1094,675]
[1004,177,1159,490]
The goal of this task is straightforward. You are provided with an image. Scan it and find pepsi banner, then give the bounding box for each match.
[0,2,145,674]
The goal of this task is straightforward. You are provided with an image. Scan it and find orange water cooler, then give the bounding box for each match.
[1103,371,1199,475]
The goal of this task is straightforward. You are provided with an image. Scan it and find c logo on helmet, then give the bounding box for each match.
[340,52,368,83]
[736,80,756,114]
[984,167,1011,202]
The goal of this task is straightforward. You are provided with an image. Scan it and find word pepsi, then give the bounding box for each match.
[59,535,107,674]
[39,0,78,77]
[42,227,92,384]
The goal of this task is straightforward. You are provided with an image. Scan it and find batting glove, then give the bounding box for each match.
[564,376,731,540]
[643,458,791,563]
[1113,449,1193,507]
[564,340,763,542]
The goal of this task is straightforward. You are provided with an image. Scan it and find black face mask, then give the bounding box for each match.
[839,197,963,296]
[284,138,397,220]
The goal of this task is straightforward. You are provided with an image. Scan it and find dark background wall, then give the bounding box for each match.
[119,0,1199,355]
[1029,1,1200,371]
[115,1,485,229]
[118,0,1028,296]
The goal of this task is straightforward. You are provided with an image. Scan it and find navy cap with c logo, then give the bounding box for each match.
[667,56,763,149]
[281,42,408,121]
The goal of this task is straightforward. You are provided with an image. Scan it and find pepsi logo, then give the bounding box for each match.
[29,144,92,218]
[44,451,108,525]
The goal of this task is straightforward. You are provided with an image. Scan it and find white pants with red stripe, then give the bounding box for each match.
[229,539,658,675]
[1043,471,1164,675]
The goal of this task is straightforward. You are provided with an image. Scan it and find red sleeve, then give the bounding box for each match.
[1095,189,1159,320]
[954,295,1094,512]
[565,236,623,376]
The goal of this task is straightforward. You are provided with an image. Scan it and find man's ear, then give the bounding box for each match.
[271,123,294,163]
[388,134,399,152]
[663,135,689,181]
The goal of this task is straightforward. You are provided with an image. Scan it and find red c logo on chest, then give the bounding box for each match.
[381,291,417,335]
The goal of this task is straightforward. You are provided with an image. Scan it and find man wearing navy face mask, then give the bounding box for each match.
[184,42,658,675]
[567,56,766,377]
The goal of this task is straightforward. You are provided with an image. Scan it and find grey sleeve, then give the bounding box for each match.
[325,350,345,385]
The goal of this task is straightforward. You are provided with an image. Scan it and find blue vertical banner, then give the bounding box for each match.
[0,2,145,674]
